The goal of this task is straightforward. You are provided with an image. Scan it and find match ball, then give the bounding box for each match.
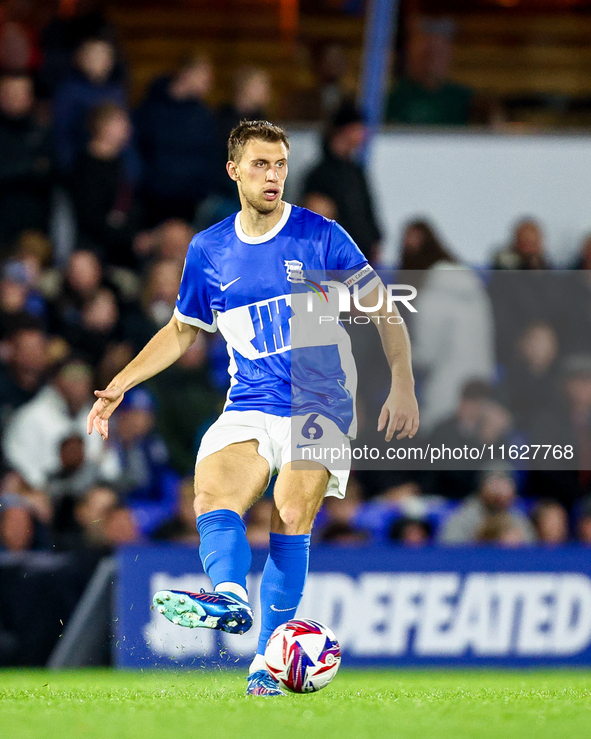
[264,619,341,693]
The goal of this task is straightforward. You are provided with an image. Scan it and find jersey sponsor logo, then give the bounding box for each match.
[220,277,241,291]
[296,443,320,448]
[249,298,293,354]
[270,604,298,612]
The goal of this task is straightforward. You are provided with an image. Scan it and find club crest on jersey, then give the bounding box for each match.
[285,260,305,283]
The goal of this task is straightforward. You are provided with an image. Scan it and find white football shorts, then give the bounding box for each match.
[196,410,351,498]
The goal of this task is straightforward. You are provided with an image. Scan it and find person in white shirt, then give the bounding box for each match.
[3,359,120,489]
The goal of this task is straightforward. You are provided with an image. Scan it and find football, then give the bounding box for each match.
[264,619,341,693]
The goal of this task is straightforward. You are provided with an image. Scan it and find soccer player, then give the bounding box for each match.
[87,120,419,696]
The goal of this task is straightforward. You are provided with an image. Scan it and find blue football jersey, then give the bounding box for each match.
[174,203,379,436]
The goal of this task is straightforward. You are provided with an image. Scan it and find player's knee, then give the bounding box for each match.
[194,488,221,518]
[275,502,314,535]
[194,480,250,518]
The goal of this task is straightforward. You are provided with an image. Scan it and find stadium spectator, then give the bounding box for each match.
[0,325,51,431]
[439,469,536,544]
[497,321,560,434]
[317,479,364,536]
[389,516,432,546]
[57,246,102,300]
[301,100,381,263]
[557,239,591,356]
[71,102,141,269]
[2,357,120,488]
[121,260,182,354]
[57,285,123,367]
[0,496,39,551]
[353,480,450,542]
[488,221,564,365]
[53,36,128,174]
[315,478,369,545]
[526,354,591,507]
[476,511,531,546]
[315,43,353,117]
[38,0,119,98]
[108,387,180,536]
[400,220,495,432]
[94,338,133,394]
[218,66,272,144]
[134,53,225,225]
[576,496,591,545]
[399,219,457,272]
[55,483,116,550]
[0,470,51,552]
[0,0,42,74]
[0,259,47,339]
[0,73,52,251]
[245,498,273,547]
[385,19,474,125]
[55,484,139,551]
[47,433,105,501]
[10,229,52,293]
[0,233,52,336]
[425,380,513,500]
[47,249,104,342]
[103,503,142,546]
[319,522,369,545]
[148,331,222,475]
[491,218,549,271]
[285,42,352,122]
[152,476,200,544]
[572,233,591,270]
[0,266,31,339]
[133,218,194,266]
[531,499,569,545]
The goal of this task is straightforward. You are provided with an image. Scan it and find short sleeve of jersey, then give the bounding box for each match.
[327,221,380,298]
[174,236,217,332]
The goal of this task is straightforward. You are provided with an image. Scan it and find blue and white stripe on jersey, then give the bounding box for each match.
[174,203,380,437]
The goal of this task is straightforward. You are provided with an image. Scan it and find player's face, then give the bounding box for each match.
[228,139,288,214]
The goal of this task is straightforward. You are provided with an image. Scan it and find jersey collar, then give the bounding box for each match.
[234,202,292,244]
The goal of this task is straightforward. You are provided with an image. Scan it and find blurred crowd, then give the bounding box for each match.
[1,0,591,556]
[321,215,591,551]
[0,2,276,555]
[4,205,591,554]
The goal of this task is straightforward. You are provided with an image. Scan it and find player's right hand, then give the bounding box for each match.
[86,385,125,440]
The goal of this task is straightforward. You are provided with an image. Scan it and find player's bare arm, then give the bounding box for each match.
[359,281,419,442]
[86,315,199,440]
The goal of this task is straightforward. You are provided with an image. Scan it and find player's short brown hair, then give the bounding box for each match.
[227,120,289,162]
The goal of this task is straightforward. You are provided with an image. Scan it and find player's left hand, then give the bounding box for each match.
[377,385,420,442]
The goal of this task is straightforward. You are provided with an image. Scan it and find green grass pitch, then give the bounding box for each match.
[1,669,591,739]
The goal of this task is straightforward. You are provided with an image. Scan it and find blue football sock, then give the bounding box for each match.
[196,509,252,594]
[257,532,310,655]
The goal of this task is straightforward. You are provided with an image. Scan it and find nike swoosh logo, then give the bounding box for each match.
[220,277,241,291]
[296,443,319,448]
[202,550,217,566]
[270,605,297,612]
